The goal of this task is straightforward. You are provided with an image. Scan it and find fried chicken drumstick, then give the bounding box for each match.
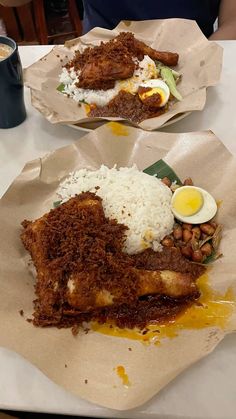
[115,32,179,66]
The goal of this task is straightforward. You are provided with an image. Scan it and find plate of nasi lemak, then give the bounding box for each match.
[24,18,222,131]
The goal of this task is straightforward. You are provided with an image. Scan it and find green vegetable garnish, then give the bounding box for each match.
[160,66,182,101]
[56,85,88,104]
[53,200,62,208]
[203,251,222,265]
[57,83,65,93]
[143,159,182,185]
[156,61,180,80]
[171,69,181,80]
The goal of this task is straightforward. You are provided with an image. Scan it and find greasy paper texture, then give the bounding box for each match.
[24,19,223,131]
[0,124,236,410]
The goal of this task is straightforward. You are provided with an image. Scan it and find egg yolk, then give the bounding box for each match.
[172,188,204,216]
[139,87,166,103]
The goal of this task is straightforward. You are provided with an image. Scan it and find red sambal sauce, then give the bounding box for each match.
[88,90,166,123]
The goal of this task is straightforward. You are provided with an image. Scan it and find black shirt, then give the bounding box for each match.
[83,0,220,37]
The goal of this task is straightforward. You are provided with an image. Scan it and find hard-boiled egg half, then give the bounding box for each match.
[171,186,217,224]
[138,79,170,107]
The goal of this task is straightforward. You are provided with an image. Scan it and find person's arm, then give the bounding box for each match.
[210,0,236,40]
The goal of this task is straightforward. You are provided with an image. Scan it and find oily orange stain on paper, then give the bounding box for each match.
[92,274,236,344]
[107,122,129,136]
[115,365,131,387]
[84,103,91,114]
[124,20,131,27]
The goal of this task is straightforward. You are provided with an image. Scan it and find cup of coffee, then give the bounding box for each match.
[0,36,26,129]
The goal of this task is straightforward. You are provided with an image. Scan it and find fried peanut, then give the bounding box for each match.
[173,225,182,240]
[183,229,192,242]
[192,250,203,263]
[192,226,201,240]
[210,221,217,229]
[200,223,215,236]
[161,236,174,247]
[201,242,213,257]
[183,177,193,186]
[181,246,192,259]
[182,223,192,231]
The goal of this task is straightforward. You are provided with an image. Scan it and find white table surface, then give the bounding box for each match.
[0,42,236,418]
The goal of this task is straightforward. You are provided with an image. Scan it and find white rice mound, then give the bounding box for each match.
[59,55,158,107]
[57,165,174,255]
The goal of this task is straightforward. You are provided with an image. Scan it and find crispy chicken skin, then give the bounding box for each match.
[21,194,108,317]
[77,41,135,90]
[78,57,135,90]
[66,32,179,91]
[21,192,204,326]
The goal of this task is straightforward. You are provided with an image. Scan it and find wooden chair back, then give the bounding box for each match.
[0,0,82,44]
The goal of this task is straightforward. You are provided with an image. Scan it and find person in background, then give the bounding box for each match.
[1,0,235,40]
[82,0,236,39]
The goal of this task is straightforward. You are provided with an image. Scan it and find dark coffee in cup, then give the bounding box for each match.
[0,36,26,129]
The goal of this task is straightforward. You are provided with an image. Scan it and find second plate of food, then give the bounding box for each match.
[25,18,222,131]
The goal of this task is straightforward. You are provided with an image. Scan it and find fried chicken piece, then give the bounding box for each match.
[115,32,179,66]
[21,193,105,262]
[77,41,135,90]
[78,57,135,90]
[65,32,178,91]
[67,268,198,311]
[137,269,198,298]
[134,38,179,66]
[21,192,204,327]
[21,193,109,316]
[131,247,205,278]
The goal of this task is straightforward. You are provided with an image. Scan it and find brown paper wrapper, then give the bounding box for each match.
[24,19,223,131]
[0,123,236,410]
